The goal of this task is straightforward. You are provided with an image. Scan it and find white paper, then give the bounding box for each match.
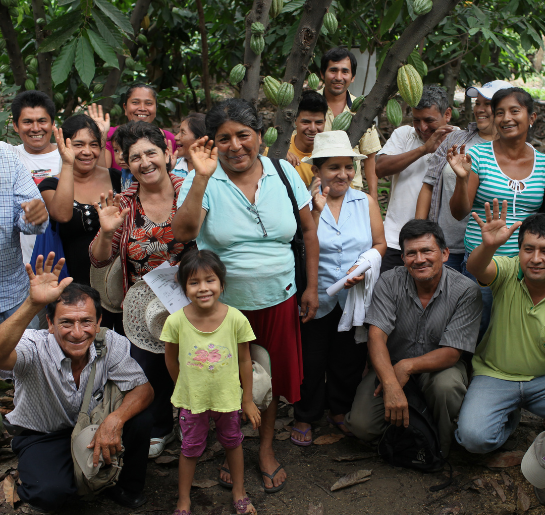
[143,262,190,314]
[326,261,372,297]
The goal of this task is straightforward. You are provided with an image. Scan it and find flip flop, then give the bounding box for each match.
[327,415,354,437]
[218,465,233,489]
[260,464,286,493]
[290,426,312,446]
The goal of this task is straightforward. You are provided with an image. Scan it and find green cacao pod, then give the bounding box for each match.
[323,12,338,34]
[8,7,18,17]
[7,0,16,6]
[276,82,294,108]
[413,0,433,16]
[30,57,38,68]
[0,0,9,6]
[27,65,37,76]
[350,95,365,113]
[263,76,280,106]
[125,57,136,70]
[137,47,147,59]
[421,61,428,77]
[137,34,147,45]
[250,35,264,55]
[110,104,122,117]
[0,64,9,74]
[25,55,33,65]
[53,92,64,105]
[407,50,426,78]
[263,127,278,147]
[251,22,265,35]
[24,79,35,91]
[36,17,45,25]
[0,40,5,51]
[453,99,460,108]
[331,111,353,131]
[451,107,460,121]
[141,14,150,30]
[229,64,246,85]
[269,0,282,18]
[386,99,403,127]
[94,83,104,94]
[307,73,319,90]
[397,64,423,107]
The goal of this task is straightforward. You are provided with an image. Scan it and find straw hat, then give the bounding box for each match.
[90,256,123,314]
[123,280,170,354]
[250,344,272,410]
[301,131,366,165]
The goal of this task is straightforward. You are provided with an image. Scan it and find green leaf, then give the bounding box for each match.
[92,9,124,52]
[281,20,298,56]
[51,38,77,85]
[75,35,95,87]
[45,9,81,32]
[38,24,79,53]
[94,0,134,36]
[472,5,487,25]
[57,0,76,4]
[380,0,404,37]
[282,0,305,14]
[468,27,480,36]
[480,41,490,67]
[87,29,119,68]
[527,25,544,49]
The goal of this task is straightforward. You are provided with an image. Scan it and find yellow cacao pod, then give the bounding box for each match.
[141,14,150,30]
[397,64,423,107]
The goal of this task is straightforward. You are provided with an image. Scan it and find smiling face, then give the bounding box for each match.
[402,234,449,284]
[312,156,355,199]
[412,105,451,142]
[294,110,325,153]
[175,119,198,158]
[494,94,536,140]
[71,129,101,174]
[185,268,223,311]
[127,138,170,187]
[321,57,355,98]
[13,106,55,155]
[123,87,157,123]
[214,120,262,175]
[473,93,496,135]
[520,232,545,284]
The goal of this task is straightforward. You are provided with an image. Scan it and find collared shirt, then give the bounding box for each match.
[0,148,48,312]
[263,135,314,187]
[177,156,311,310]
[5,329,148,433]
[473,256,545,381]
[316,188,372,319]
[365,265,482,363]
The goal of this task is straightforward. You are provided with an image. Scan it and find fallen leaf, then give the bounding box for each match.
[155,469,169,477]
[437,503,461,515]
[163,449,180,456]
[274,419,285,430]
[20,507,32,514]
[3,475,19,507]
[241,425,259,438]
[489,478,506,502]
[517,485,531,512]
[334,453,376,462]
[330,469,372,491]
[155,456,178,465]
[484,450,525,469]
[210,441,223,453]
[275,431,291,441]
[473,478,484,488]
[314,433,345,445]
[192,479,218,489]
[308,502,324,515]
[501,472,513,489]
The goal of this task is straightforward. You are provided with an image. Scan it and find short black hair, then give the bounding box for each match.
[414,85,449,116]
[120,120,168,167]
[12,90,56,126]
[61,114,102,149]
[46,283,102,321]
[124,83,157,104]
[182,112,206,140]
[491,87,534,116]
[518,214,545,248]
[399,219,447,254]
[177,248,227,295]
[296,90,328,118]
[320,47,357,77]
[206,98,263,140]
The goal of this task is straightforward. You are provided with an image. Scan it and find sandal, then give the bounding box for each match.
[173,510,191,515]
[233,496,256,514]
[290,426,312,446]
[218,465,233,489]
[260,464,286,493]
[327,415,354,437]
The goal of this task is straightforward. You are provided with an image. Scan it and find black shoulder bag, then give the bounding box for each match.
[270,158,307,304]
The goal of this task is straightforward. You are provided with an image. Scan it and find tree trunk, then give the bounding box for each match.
[32,0,53,98]
[195,0,212,110]
[101,0,151,109]
[267,0,333,159]
[0,4,27,87]
[442,34,466,106]
[347,0,463,147]
[239,0,273,106]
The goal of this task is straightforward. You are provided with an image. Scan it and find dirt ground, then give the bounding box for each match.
[0,402,544,515]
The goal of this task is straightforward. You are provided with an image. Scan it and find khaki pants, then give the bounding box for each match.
[344,361,468,457]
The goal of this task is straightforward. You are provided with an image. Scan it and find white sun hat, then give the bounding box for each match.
[465,80,512,100]
[301,131,367,165]
[90,256,123,314]
[522,431,545,489]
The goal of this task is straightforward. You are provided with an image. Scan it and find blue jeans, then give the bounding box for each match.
[0,300,39,330]
[461,252,492,342]
[455,374,545,453]
[445,252,464,273]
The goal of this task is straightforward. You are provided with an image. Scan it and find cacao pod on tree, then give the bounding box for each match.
[250,35,264,55]
[323,12,338,34]
[25,55,33,65]
[0,40,5,51]
[251,22,265,35]
[263,76,280,105]
[453,99,460,107]
[397,64,423,107]
[8,7,18,17]
[263,127,278,147]
[141,14,150,30]
[307,73,319,90]
[331,111,353,131]
[229,64,246,85]
[137,34,147,45]
[137,47,147,59]
[94,83,104,94]
[386,99,403,127]
[27,65,37,75]
[0,0,9,6]
[350,95,365,113]
[0,64,9,74]
[408,50,427,78]
[53,92,64,105]
[451,108,460,121]
[110,105,122,117]
[24,79,35,91]
[125,57,136,70]
[413,0,433,16]
[30,58,38,68]
[276,82,294,108]
[269,0,282,19]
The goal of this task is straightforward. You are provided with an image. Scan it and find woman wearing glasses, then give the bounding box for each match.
[173,98,319,494]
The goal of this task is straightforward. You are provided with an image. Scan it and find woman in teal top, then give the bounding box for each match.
[172,98,319,494]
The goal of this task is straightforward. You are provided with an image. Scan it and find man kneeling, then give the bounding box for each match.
[0,253,154,512]
[345,219,482,456]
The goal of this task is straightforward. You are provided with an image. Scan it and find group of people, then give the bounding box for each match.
[1,45,545,515]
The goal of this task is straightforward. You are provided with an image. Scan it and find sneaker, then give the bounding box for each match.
[148,428,176,458]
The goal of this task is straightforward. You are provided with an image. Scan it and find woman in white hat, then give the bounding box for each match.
[289,130,386,446]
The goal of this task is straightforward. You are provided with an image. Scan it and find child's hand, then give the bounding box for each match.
[242,400,261,430]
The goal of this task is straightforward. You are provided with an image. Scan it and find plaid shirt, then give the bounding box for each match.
[0,148,48,312]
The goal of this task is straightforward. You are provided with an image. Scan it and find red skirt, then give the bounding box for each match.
[241,295,303,404]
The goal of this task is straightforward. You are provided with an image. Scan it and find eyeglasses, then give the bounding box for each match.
[246,204,267,238]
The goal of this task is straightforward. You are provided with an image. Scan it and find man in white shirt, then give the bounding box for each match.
[376,85,455,273]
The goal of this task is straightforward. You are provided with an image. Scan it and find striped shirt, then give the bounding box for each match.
[4,329,148,433]
[365,266,482,363]
[465,141,545,256]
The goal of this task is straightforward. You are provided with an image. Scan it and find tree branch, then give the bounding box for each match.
[0,5,27,87]
[195,0,212,110]
[32,0,52,98]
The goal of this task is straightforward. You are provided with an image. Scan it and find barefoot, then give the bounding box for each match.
[290,421,312,444]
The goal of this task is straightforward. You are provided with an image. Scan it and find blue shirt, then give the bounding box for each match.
[0,148,48,312]
[177,156,311,310]
[316,188,372,319]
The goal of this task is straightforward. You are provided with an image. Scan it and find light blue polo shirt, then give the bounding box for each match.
[177,156,311,310]
[316,188,373,319]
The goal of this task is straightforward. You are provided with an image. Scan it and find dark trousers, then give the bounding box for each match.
[380,246,404,274]
[12,408,153,512]
[131,344,174,438]
[294,304,367,423]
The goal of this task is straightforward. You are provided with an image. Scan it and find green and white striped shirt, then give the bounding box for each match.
[464,141,545,256]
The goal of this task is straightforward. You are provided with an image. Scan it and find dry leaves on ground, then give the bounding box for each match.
[3,475,19,508]
[330,469,372,491]
[333,453,375,462]
[484,450,525,469]
[314,433,345,445]
[192,479,218,488]
[275,431,291,441]
[489,478,506,502]
[517,485,531,512]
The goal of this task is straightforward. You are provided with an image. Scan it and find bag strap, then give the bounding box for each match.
[270,158,303,240]
[80,328,108,415]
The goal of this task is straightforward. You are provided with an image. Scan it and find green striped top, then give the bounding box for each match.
[464,141,545,256]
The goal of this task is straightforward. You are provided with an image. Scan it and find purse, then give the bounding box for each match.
[270,158,307,304]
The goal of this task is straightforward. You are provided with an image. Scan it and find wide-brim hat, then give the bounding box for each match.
[250,344,272,410]
[465,80,512,100]
[90,256,123,314]
[522,431,545,489]
[301,131,367,165]
[123,280,170,354]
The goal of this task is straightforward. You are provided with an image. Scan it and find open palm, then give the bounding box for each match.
[94,191,129,235]
[447,144,472,180]
[311,177,329,214]
[26,253,73,306]
[473,198,521,248]
[53,127,75,166]
[86,103,111,141]
[189,136,218,178]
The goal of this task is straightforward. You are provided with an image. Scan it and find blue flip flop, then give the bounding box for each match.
[327,415,354,437]
[290,426,312,446]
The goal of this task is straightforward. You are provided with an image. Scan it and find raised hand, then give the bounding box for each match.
[473,198,521,249]
[188,136,218,178]
[167,138,179,171]
[93,190,130,236]
[53,126,75,166]
[311,177,329,214]
[423,125,455,154]
[25,252,73,307]
[86,103,110,142]
[447,144,472,180]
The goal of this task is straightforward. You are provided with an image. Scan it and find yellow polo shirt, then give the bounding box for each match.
[263,135,313,187]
